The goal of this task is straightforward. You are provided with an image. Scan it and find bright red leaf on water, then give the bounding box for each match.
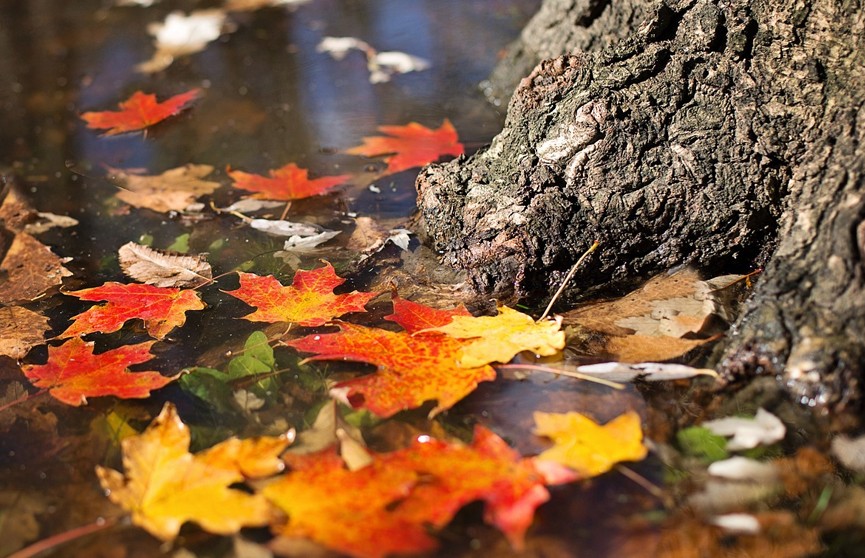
[345,119,464,174]
[60,282,205,340]
[228,163,351,201]
[81,89,201,135]
[383,294,470,334]
[287,296,495,417]
[224,262,376,327]
[21,337,175,405]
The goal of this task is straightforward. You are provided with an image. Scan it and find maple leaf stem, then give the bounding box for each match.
[279,201,292,220]
[495,364,624,390]
[614,465,667,502]
[0,388,48,413]
[539,240,600,322]
[7,516,119,558]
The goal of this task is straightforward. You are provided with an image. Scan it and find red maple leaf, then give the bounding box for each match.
[21,337,175,405]
[80,89,201,136]
[384,294,470,333]
[228,163,351,201]
[224,262,376,327]
[345,119,464,174]
[287,320,495,418]
[60,282,205,340]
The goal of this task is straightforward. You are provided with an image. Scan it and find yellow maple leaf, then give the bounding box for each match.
[533,410,647,477]
[96,402,291,540]
[422,306,565,367]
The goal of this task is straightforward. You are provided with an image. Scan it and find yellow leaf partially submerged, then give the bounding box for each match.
[96,403,291,540]
[533,410,648,477]
[423,306,565,367]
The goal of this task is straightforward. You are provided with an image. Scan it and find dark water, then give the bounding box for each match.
[2,2,858,558]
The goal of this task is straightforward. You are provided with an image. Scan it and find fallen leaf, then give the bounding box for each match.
[137,11,230,73]
[290,321,496,417]
[533,410,648,477]
[384,294,470,334]
[118,241,212,288]
[702,408,785,451]
[224,262,376,327]
[21,337,175,406]
[347,217,412,258]
[81,89,201,136]
[0,306,48,359]
[263,449,434,558]
[96,402,290,540]
[317,37,430,84]
[225,0,310,10]
[23,212,78,235]
[423,306,565,367]
[273,230,340,258]
[345,120,464,175]
[220,199,285,213]
[831,434,865,473]
[0,186,36,231]
[707,457,779,482]
[0,232,71,304]
[229,163,350,201]
[110,164,221,213]
[248,218,321,237]
[60,282,205,340]
[575,362,718,382]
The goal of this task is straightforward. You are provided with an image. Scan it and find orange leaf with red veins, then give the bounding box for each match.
[224,262,376,327]
[384,294,470,334]
[97,402,290,541]
[263,449,436,558]
[228,163,351,201]
[345,119,464,174]
[382,426,578,549]
[61,282,205,340]
[287,321,496,417]
[81,89,201,136]
[21,337,174,406]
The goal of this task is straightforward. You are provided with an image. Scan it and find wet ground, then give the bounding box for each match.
[1,1,864,557]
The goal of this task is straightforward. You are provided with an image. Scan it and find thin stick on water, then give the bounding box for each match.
[8,517,118,558]
[495,364,625,390]
[539,240,600,321]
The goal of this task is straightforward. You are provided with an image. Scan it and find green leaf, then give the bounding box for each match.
[167,233,190,253]
[179,367,236,414]
[676,426,729,462]
[244,331,275,369]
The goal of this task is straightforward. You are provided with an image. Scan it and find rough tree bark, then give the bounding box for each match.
[416,0,865,411]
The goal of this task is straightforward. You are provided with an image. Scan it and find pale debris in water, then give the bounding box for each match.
[831,434,865,473]
[702,408,785,451]
[575,362,718,382]
[709,514,761,534]
[137,10,232,73]
[317,36,430,83]
[249,219,320,237]
[707,456,778,482]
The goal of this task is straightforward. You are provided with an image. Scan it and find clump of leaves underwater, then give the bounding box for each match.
[2,2,864,557]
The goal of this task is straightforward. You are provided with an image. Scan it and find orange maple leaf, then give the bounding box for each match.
[21,337,175,405]
[345,119,464,174]
[224,262,377,327]
[288,324,495,417]
[97,402,291,540]
[81,89,201,136]
[263,450,436,558]
[228,163,351,201]
[60,282,205,340]
[383,294,470,333]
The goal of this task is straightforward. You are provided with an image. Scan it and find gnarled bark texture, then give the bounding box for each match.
[416,0,865,410]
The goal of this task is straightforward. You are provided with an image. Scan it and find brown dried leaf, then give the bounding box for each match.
[0,306,48,359]
[0,187,37,232]
[0,232,72,304]
[110,164,221,213]
[118,242,212,288]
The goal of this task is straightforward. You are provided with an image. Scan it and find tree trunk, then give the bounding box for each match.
[415,0,865,411]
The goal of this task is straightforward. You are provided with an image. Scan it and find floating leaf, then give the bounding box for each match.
[247,218,320,237]
[575,362,718,382]
[383,294,470,334]
[289,321,496,417]
[96,403,290,540]
[0,232,71,304]
[118,241,212,288]
[81,89,201,136]
[224,262,376,327]
[229,163,350,201]
[60,282,205,340]
[423,306,565,367]
[137,11,229,73]
[21,338,174,406]
[0,306,48,359]
[345,120,464,174]
[110,164,221,213]
[533,410,648,477]
[317,36,430,84]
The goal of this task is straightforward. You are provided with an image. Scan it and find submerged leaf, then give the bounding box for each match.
[81,89,201,135]
[96,403,290,540]
[0,306,49,359]
[0,232,71,304]
[21,338,174,406]
[110,164,221,213]
[118,242,212,288]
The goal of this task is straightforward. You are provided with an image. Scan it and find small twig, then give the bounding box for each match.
[0,389,47,413]
[495,364,624,390]
[615,464,665,500]
[279,201,293,221]
[539,240,599,321]
[8,517,119,558]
